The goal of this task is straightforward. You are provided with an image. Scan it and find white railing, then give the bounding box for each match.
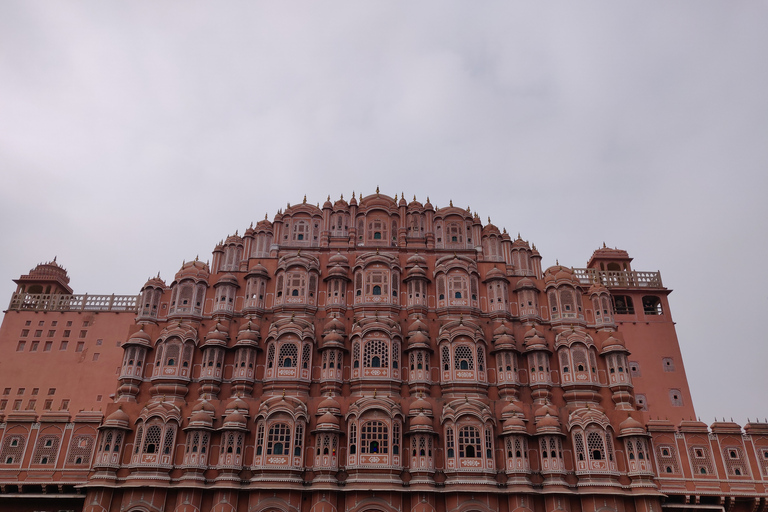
[8,293,139,312]
[572,269,663,288]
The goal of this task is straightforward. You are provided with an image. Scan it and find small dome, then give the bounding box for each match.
[501,400,523,418]
[317,412,340,429]
[174,259,210,282]
[222,411,247,429]
[411,412,432,427]
[203,323,229,346]
[246,263,269,278]
[484,267,507,281]
[318,395,341,412]
[407,331,430,348]
[224,234,243,246]
[236,320,260,344]
[600,334,626,354]
[215,273,239,287]
[618,415,646,437]
[535,413,562,434]
[410,397,433,415]
[227,398,248,412]
[408,317,429,334]
[514,277,537,291]
[328,251,349,266]
[512,236,530,249]
[103,408,130,429]
[126,327,152,347]
[503,415,527,434]
[192,400,216,413]
[142,275,166,290]
[493,322,514,337]
[321,330,344,346]
[535,404,558,418]
[406,264,427,279]
[524,333,548,352]
[407,252,428,267]
[588,281,609,295]
[188,410,214,429]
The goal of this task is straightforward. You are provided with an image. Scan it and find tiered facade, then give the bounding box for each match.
[0,191,767,512]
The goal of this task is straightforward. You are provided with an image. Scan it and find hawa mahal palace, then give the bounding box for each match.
[0,191,766,512]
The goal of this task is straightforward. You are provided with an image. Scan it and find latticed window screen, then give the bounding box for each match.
[1,435,26,464]
[454,346,474,370]
[143,425,162,454]
[656,444,681,474]
[267,423,291,455]
[365,271,388,295]
[587,431,606,461]
[186,431,200,454]
[689,445,715,475]
[349,422,357,454]
[266,344,275,368]
[134,426,143,454]
[448,275,468,299]
[722,446,749,476]
[485,428,493,458]
[589,350,598,374]
[165,343,180,366]
[560,290,575,311]
[393,422,400,455]
[392,342,399,369]
[458,426,481,458]
[32,434,60,464]
[301,343,311,369]
[278,343,298,367]
[446,427,455,458]
[442,346,450,370]
[574,431,586,461]
[572,348,588,373]
[363,339,389,368]
[294,423,304,456]
[361,421,388,454]
[162,426,175,455]
[255,423,265,455]
[559,350,570,373]
[353,342,360,368]
[66,435,94,465]
[477,347,485,371]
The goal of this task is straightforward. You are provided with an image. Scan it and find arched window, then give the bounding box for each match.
[363,339,389,368]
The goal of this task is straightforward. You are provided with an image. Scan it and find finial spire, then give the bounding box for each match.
[303,194,307,204]
[376,185,380,194]
[449,199,453,207]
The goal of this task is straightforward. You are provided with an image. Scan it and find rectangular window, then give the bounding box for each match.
[82,321,90,327]
[31,388,39,396]
[17,388,25,395]
[13,400,22,410]
[60,399,70,410]
[43,399,52,410]
[30,341,39,352]
[47,330,55,337]
[92,353,100,361]
[79,330,87,338]
[66,321,72,327]
[76,342,84,352]
[96,339,103,346]
[44,341,52,351]
[20,329,29,337]
[96,395,103,402]
[2,389,9,395]
[25,320,31,326]
[51,321,57,326]
[26,400,35,410]
[34,330,42,337]
[63,330,70,338]
[60,341,68,350]
[48,388,56,395]
[0,400,6,410]
[16,341,25,351]
[38,321,44,326]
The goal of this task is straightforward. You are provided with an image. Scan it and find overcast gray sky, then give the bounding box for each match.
[1,2,766,425]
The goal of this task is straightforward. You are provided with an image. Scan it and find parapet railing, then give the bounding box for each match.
[7,293,140,312]
[572,269,664,288]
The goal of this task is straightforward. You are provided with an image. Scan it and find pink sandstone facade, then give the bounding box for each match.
[0,191,766,512]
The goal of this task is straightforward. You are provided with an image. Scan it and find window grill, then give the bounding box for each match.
[361,421,388,454]
[267,423,291,455]
[458,426,481,458]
